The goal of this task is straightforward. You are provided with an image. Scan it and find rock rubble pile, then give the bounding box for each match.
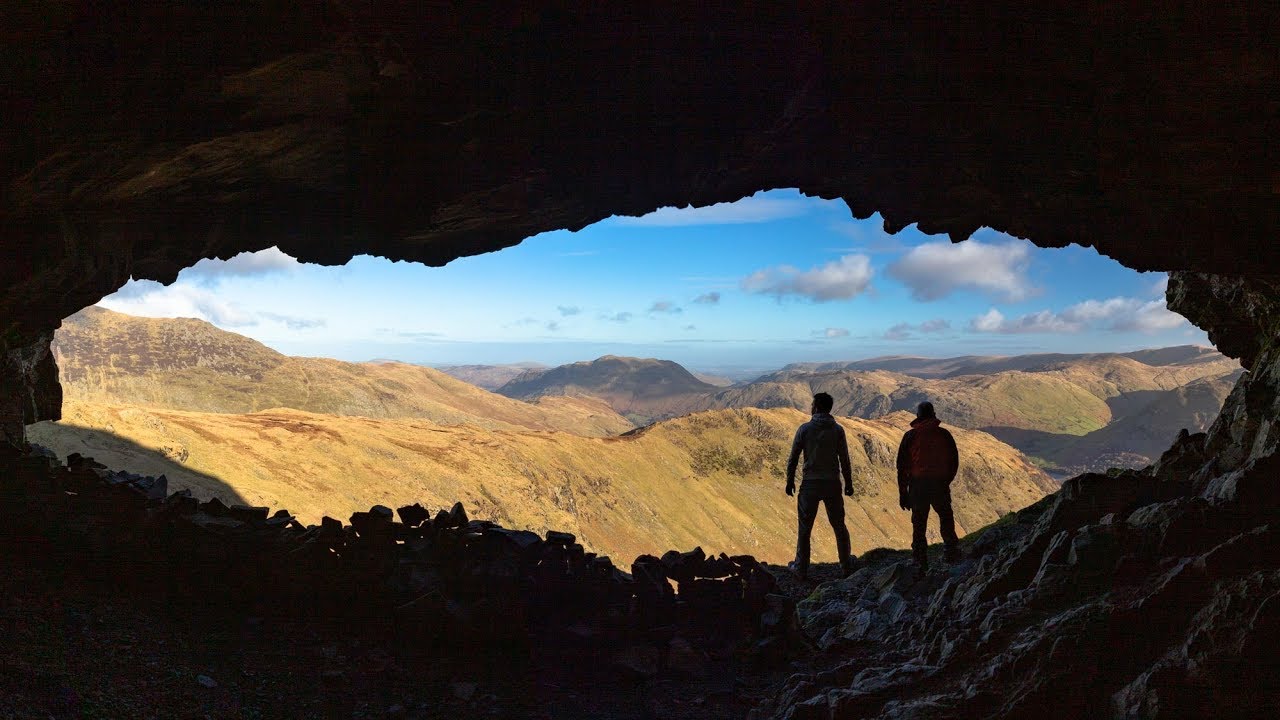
[0,446,798,659]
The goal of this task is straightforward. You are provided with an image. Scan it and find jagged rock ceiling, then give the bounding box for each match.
[2,2,1278,437]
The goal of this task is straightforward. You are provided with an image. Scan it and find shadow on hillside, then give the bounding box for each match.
[1104,389,1172,418]
[26,424,248,507]
[982,425,1076,461]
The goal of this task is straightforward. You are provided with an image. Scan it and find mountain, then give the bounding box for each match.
[703,369,1114,435]
[54,308,633,436]
[435,362,549,390]
[987,373,1240,475]
[28,402,1055,563]
[496,355,720,425]
[706,351,1241,476]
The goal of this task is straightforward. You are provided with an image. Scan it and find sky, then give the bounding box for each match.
[95,189,1209,375]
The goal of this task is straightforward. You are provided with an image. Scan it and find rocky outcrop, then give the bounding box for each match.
[0,332,60,447]
[758,465,1279,719]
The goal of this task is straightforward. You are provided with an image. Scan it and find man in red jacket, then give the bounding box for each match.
[895,401,961,570]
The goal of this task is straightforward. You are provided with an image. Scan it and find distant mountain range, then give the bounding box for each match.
[490,346,1241,476]
[54,308,632,436]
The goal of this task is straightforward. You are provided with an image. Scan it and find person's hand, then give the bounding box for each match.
[844,484,854,497]
[785,482,795,497]
[899,494,911,511]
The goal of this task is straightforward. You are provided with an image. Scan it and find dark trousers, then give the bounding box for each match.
[910,476,958,562]
[795,482,851,573]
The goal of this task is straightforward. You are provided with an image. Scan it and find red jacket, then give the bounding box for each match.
[895,416,959,494]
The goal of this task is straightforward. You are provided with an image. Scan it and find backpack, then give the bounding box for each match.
[908,423,951,480]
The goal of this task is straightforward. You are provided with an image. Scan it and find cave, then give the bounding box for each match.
[3,3,1279,718]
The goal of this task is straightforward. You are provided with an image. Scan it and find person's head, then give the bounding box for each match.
[916,401,936,419]
[812,392,834,414]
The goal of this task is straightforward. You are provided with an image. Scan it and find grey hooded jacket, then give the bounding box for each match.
[786,413,853,488]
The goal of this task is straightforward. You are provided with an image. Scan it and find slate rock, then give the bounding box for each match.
[200,497,230,517]
[396,503,429,527]
[546,530,576,545]
[448,502,468,527]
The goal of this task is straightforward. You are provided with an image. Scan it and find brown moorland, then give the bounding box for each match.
[54,307,633,436]
[29,402,1055,564]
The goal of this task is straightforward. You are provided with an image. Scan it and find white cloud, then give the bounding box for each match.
[96,247,324,331]
[649,300,682,314]
[259,312,326,330]
[821,327,850,338]
[693,292,721,305]
[557,305,581,316]
[545,321,561,332]
[612,192,813,227]
[604,312,633,323]
[98,281,260,327]
[970,309,1007,333]
[1107,300,1187,332]
[741,254,873,302]
[883,323,912,341]
[918,318,951,333]
[1150,273,1170,297]
[968,297,1189,334]
[887,239,1035,302]
[883,318,953,340]
[181,247,301,283]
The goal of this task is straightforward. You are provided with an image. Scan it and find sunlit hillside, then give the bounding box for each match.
[29,403,1055,563]
[55,307,633,436]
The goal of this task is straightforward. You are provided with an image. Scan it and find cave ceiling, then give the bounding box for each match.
[2,2,1278,342]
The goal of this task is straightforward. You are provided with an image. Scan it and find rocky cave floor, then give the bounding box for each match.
[3,432,1279,720]
[0,543,884,720]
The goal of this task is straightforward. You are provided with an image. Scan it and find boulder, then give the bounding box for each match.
[396,503,429,528]
[545,530,575,545]
[200,497,230,517]
[229,505,269,523]
[447,502,468,527]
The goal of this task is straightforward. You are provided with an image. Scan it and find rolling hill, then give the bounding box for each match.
[53,307,634,436]
[505,349,1240,475]
[28,402,1056,563]
[496,355,720,424]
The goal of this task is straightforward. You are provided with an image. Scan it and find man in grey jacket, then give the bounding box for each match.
[785,392,855,579]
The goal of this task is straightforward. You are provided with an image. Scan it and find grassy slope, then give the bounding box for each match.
[707,370,1114,436]
[29,403,1054,564]
[55,307,633,436]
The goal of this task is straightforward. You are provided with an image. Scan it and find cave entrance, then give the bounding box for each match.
[25,189,1235,565]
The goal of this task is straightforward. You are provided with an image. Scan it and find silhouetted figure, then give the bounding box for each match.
[896,401,960,570]
[785,392,855,579]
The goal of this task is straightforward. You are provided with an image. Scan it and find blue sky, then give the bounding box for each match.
[96,189,1209,374]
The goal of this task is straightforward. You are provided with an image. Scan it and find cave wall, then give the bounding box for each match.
[2,2,1278,442]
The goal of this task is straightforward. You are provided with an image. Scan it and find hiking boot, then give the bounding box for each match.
[787,561,808,580]
[841,557,862,577]
[944,547,963,564]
